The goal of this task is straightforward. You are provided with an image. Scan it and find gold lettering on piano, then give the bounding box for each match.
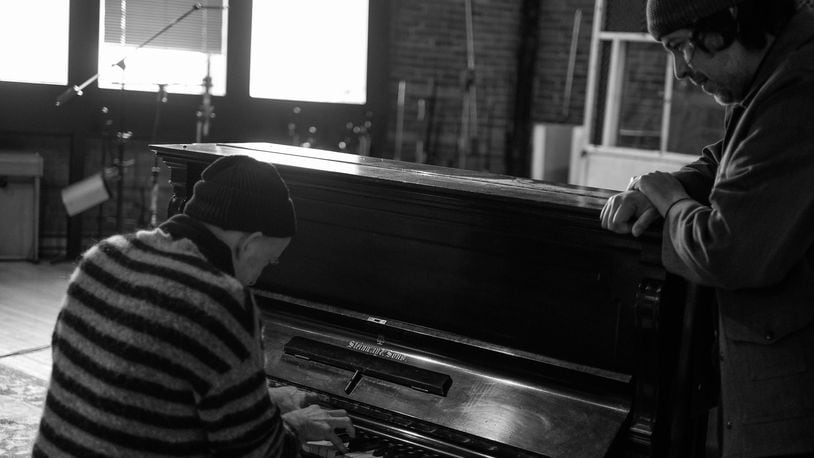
[347,340,407,362]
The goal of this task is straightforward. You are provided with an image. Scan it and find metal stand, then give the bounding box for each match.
[456,0,479,169]
[195,57,215,143]
[148,85,168,228]
[54,3,215,107]
[55,3,220,234]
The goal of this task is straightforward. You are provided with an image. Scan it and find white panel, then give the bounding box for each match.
[531,124,576,183]
[579,150,693,191]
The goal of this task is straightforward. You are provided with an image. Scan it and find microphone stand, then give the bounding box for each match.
[149,84,168,228]
[55,3,219,107]
[55,3,223,234]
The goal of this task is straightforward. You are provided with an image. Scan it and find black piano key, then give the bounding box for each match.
[347,436,382,453]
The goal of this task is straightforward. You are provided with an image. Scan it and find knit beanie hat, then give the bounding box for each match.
[647,0,742,39]
[184,155,296,237]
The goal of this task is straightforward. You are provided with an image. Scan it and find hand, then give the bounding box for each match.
[600,190,660,237]
[637,171,691,216]
[282,404,356,453]
[267,386,322,414]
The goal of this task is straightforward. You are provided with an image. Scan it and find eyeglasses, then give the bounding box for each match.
[664,38,696,66]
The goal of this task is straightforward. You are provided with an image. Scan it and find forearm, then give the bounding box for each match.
[661,193,814,290]
[201,359,293,457]
[671,140,721,205]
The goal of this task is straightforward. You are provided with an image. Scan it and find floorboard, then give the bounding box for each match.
[0,260,75,381]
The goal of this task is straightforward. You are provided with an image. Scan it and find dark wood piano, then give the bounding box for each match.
[152,142,709,458]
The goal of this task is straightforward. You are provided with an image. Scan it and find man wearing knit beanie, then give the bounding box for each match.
[601,1,814,456]
[34,155,356,456]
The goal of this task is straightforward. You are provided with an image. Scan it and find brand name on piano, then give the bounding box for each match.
[347,341,407,361]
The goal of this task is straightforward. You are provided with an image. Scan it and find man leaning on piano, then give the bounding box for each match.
[602,0,814,456]
[33,155,355,457]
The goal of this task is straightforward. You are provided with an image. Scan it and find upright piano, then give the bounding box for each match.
[152,142,708,458]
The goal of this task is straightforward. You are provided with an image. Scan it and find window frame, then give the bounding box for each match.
[582,0,696,163]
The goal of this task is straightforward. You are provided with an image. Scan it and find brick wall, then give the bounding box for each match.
[385,0,595,173]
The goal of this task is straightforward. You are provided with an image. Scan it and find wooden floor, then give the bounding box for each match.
[0,260,75,381]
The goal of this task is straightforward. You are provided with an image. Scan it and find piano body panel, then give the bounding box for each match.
[152,142,706,457]
[259,165,656,376]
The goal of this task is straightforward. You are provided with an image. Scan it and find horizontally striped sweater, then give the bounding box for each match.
[33,215,299,457]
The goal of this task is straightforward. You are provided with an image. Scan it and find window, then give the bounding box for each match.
[0,0,69,85]
[573,0,725,189]
[587,27,723,155]
[98,0,228,96]
[249,0,368,104]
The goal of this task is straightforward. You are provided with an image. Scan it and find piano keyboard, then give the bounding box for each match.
[303,427,450,457]
[269,376,541,457]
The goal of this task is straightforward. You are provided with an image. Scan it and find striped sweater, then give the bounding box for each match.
[33,215,299,457]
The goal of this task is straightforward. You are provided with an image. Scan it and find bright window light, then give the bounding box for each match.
[98,0,228,96]
[250,0,368,104]
[0,0,69,85]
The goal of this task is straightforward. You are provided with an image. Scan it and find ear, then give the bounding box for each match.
[700,32,728,52]
[235,231,265,257]
[705,33,726,51]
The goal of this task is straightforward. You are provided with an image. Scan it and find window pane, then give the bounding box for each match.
[616,42,666,150]
[250,0,368,104]
[98,0,228,96]
[0,0,69,85]
[667,78,725,154]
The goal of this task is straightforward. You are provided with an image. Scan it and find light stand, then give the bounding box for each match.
[149,84,168,228]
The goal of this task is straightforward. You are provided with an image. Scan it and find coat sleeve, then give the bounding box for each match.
[198,358,300,457]
[196,288,300,457]
[672,139,722,205]
[662,71,814,290]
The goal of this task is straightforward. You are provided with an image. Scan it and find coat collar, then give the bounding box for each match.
[159,214,235,276]
[741,8,814,108]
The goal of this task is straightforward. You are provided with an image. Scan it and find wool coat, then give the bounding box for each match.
[33,215,300,457]
[662,9,814,457]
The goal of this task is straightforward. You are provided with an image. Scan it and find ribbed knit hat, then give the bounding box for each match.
[647,0,742,39]
[184,155,296,237]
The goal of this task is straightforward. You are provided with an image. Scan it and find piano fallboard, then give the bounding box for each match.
[257,291,631,458]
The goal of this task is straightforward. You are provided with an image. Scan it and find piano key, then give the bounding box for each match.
[302,440,344,457]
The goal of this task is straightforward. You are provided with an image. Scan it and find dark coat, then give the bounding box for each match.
[662,9,814,457]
